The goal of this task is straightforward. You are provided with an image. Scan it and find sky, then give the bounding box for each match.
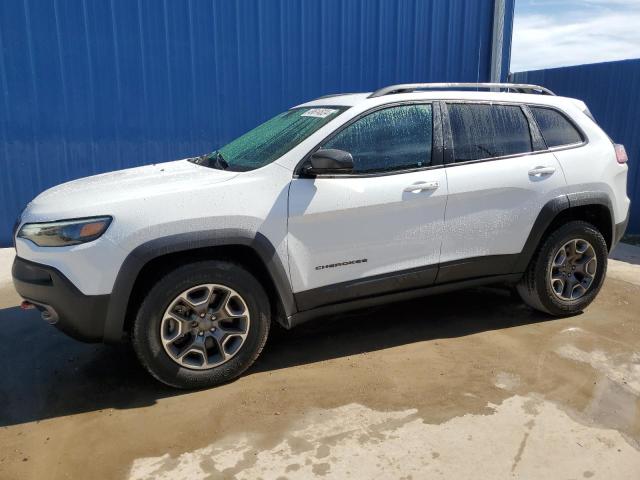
[511,0,640,72]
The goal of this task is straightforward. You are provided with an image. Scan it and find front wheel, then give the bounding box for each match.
[517,220,608,316]
[131,260,270,389]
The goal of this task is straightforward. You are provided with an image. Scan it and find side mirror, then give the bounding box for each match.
[306,149,354,175]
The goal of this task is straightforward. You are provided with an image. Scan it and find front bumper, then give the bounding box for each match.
[12,256,110,342]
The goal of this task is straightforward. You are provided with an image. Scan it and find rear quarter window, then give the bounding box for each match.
[530,106,583,148]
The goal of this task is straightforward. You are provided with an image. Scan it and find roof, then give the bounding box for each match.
[297,91,584,111]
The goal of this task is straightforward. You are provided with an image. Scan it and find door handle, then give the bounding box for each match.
[528,166,556,176]
[403,181,440,193]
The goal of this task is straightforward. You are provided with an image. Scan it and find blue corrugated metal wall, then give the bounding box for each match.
[0,0,511,245]
[512,59,640,234]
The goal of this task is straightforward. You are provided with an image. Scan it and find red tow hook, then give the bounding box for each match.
[20,300,35,310]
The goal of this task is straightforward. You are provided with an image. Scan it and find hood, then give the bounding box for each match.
[25,159,238,220]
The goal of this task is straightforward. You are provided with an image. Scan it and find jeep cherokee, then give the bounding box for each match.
[12,83,630,388]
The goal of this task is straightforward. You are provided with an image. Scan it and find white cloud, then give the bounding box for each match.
[511,6,640,72]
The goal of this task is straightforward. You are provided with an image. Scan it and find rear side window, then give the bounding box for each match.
[323,104,433,174]
[530,106,583,148]
[448,104,532,162]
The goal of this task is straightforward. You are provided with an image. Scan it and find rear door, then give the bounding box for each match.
[438,101,567,282]
[287,103,448,310]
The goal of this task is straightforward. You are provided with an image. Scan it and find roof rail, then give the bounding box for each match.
[368,82,556,98]
[314,92,359,100]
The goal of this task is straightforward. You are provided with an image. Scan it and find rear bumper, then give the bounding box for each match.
[613,211,629,250]
[12,256,109,342]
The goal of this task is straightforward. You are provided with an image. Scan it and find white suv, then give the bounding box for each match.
[12,83,630,388]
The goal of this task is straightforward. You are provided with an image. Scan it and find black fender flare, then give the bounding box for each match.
[566,191,614,214]
[513,192,614,273]
[103,229,296,342]
[566,191,615,249]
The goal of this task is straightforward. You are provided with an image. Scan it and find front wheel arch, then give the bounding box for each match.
[103,233,294,343]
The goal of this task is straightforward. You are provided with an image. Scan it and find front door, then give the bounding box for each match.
[287,103,449,310]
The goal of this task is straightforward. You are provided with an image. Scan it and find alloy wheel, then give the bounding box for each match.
[549,238,597,301]
[160,284,250,370]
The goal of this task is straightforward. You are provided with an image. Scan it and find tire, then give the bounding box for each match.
[517,220,608,316]
[131,260,270,389]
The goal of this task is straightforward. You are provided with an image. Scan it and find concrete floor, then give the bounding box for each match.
[0,247,639,479]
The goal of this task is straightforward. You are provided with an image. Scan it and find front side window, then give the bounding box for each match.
[191,107,346,171]
[448,103,532,162]
[322,104,433,174]
[530,106,583,148]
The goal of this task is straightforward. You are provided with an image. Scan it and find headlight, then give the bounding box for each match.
[17,217,112,247]
[12,207,25,249]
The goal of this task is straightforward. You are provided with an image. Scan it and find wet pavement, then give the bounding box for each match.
[0,247,639,479]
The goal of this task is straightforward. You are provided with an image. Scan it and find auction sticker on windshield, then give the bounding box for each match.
[301,108,338,118]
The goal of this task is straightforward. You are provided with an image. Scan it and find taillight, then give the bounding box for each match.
[614,144,628,164]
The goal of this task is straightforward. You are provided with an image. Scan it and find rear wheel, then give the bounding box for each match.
[517,221,608,315]
[132,260,270,389]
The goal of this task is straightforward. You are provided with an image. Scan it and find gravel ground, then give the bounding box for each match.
[0,245,639,479]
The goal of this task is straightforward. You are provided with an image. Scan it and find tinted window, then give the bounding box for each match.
[323,104,432,174]
[448,104,532,162]
[530,106,583,148]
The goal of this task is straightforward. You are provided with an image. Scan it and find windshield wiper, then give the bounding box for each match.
[213,151,229,170]
[191,151,229,170]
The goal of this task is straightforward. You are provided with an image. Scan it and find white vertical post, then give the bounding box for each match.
[490,0,507,83]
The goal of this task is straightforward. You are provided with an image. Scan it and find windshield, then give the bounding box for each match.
[191,106,347,172]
